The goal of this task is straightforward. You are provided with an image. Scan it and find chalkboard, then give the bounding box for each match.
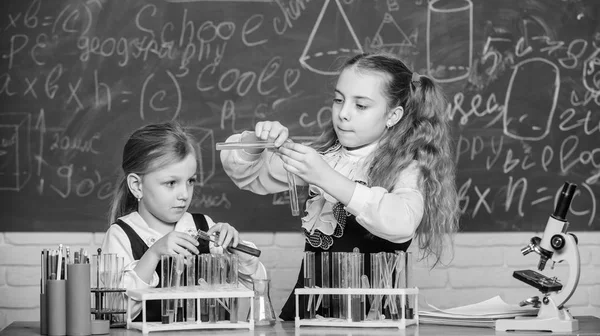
[1,0,599,232]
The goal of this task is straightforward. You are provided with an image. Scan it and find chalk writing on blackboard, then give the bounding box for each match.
[1,0,599,232]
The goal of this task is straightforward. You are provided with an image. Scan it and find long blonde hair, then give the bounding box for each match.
[312,52,459,266]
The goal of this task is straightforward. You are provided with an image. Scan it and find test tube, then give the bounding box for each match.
[303,251,316,319]
[160,255,174,324]
[199,254,210,322]
[102,253,116,315]
[113,256,125,323]
[287,172,300,216]
[90,254,100,320]
[394,251,406,319]
[331,252,340,318]
[405,251,414,319]
[218,255,229,321]
[185,255,196,322]
[229,254,239,323]
[369,253,383,320]
[340,253,348,320]
[215,141,277,151]
[382,253,399,320]
[320,252,330,318]
[359,252,365,320]
[350,252,361,322]
[171,255,185,322]
[209,255,219,323]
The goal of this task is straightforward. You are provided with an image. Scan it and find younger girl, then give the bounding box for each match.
[102,121,266,321]
[220,52,459,320]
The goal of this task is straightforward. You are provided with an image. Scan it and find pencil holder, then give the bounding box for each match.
[40,293,47,335]
[47,279,67,336]
[66,264,91,335]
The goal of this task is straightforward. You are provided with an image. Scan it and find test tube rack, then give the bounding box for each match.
[90,287,127,328]
[126,283,254,334]
[294,287,419,329]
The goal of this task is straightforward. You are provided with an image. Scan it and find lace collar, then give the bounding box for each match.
[301,142,378,236]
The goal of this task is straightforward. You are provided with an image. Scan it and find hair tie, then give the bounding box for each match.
[411,71,421,88]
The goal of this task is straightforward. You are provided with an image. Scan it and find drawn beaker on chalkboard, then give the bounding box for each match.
[503,57,559,141]
[583,49,600,94]
[299,0,363,76]
[426,0,473,83]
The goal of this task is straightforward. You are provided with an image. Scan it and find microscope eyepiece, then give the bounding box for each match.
[552,182,577,221]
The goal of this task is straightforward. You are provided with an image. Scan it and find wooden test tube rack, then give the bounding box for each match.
[294,287,419,329]
[126,284,254,334]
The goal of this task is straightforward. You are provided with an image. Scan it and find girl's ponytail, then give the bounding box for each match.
[405,72,459,267]
[107,176,137,226]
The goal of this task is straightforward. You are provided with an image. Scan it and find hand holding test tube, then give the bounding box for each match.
[216,140,300,216]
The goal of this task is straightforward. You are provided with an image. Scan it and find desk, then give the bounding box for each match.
[2,318,599,336]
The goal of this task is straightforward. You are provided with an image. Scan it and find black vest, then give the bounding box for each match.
[115,213,210,322]
[279,214,412,321]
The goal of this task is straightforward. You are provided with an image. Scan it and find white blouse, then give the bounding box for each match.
[220,133,425,244]
[101,211,267,319]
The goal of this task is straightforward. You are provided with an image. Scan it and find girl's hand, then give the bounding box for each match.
[254,121,289,147]
[206,222,240,249]
[278,142,333,186]
[149,231,200,257]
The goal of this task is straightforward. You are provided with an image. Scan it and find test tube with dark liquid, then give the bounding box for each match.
[304,251,316,319]
[229,254,239,323]
[320,252,330,318]
[350,252,362,322]
[405,251,414,319]
[218,255,229,321]
[209,255,219,322]
[331,252,342,318]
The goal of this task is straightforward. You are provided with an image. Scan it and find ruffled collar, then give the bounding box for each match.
[301,142,378,236]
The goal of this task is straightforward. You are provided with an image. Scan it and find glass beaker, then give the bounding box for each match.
[247,279,276,326]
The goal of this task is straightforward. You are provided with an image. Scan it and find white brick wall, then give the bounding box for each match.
[1,231,599,331]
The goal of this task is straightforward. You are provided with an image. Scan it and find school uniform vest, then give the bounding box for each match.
[279,206,412,321]
[115,213,210,322]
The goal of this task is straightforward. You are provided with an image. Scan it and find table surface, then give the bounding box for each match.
[2,317,600,336]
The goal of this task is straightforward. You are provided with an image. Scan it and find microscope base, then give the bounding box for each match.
[497,297,579,332]
[496,316,579,332]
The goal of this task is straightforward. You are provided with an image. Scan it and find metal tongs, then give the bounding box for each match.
[194,230,262,258]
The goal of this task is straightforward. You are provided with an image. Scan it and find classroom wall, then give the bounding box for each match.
[0,231,599,331]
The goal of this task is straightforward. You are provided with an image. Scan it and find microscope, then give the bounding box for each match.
[496,182,581,332]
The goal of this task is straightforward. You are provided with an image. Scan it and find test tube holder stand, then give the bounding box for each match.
[294,287,419,329]
[126,284,254,334]
[90,287,127,328]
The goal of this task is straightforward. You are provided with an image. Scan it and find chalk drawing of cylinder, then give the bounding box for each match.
[0,113,31,191]
[426,0,473,83]
[503,58,559,141]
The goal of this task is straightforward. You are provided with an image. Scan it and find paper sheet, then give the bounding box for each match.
[421,296,538,319]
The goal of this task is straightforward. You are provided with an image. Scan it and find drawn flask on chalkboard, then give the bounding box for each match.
[503,58,559,141]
